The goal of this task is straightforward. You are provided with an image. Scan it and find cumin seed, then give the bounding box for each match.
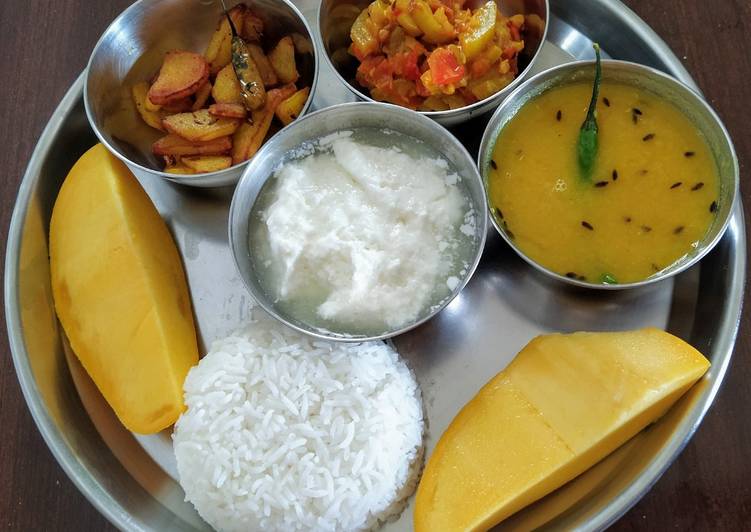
[612,169,619,181]
[673,225,685,234]
[691,182,704,191]
[670,182,682,189]
[490,159,498,170]
[581,221,594,230]
[685,151,695,157]
[603,97,611,107]
[595,181,609,188]
[642,133,655,141]
[641,225,652,233]
[710,201,718,213]
[556,110,562,121]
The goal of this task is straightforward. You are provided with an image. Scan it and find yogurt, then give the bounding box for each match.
[249,130,476,335]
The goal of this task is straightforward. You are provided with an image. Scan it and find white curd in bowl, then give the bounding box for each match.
[249,129,477,336]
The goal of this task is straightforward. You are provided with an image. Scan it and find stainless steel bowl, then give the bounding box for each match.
[478,60,739,290]
[229,102,488,341]
[317,0,549,127]
[85,0,319,188]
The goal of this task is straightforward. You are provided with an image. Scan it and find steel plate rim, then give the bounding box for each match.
[4,1,747,530]
[4,72,147,532]
[588,210,746,530]
[564,0,746,529]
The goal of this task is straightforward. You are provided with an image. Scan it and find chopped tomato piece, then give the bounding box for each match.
[427,48,465,85]
[349,0,528,109]
[508,22,521,42]
[393,50,421,80]
[502,45,518,59]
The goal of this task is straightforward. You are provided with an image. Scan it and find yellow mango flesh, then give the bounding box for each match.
[414,328,709,531]
[50,144,199,434]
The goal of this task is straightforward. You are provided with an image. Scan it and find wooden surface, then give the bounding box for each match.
[1,0,749,530]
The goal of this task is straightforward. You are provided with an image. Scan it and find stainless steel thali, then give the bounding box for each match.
[5,0,745,530]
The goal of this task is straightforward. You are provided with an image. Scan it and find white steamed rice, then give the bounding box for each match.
[173,312,424,531]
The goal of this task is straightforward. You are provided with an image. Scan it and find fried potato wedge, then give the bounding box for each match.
[248,44,278,87]
[232,84,296,164]
[241,9,264,42]
[228,5,248,31]
[230,122,261,166]
[147,51,209,105]
[205,5,247,74]
[204,20,227,69]
[153,134,232,157]
[212,64,242,104]
[191,81,213,111]
[181,155,233,173]
[290,32,314,55]
[209,102,247,119]
[132,82,165,131]
[269,36,299,84]
[164,162,197,175]
[163,109,241,142]
[144,92,162,112]
[162,96,194,114]
[274,86,310,126]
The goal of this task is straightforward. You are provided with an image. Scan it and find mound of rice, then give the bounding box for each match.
[173,313,424,532]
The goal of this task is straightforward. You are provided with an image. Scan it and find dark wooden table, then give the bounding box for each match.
[1,0,749,530]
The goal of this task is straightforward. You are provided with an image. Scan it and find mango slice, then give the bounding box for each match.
[49,144,199,434]
[414,328,710,531]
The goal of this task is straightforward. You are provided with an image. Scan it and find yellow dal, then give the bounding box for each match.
[488,82,719,284]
